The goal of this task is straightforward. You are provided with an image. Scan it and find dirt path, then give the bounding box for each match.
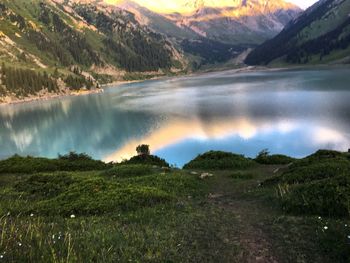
[206,169,281,263]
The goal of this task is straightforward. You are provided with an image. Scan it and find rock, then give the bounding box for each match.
[200,173,214,179]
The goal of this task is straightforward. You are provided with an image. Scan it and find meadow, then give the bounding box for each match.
[0,149,349,262]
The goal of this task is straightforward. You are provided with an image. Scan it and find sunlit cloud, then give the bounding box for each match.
[10,129,36,152]
[104,114,349,163]
[311,127,349,150]
[104,117,301,162]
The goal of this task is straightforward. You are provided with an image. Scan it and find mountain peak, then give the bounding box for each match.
[103,0,299,15]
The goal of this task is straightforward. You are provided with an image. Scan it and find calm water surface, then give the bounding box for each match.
[1,68,350,167]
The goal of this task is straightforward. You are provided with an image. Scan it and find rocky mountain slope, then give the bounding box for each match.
[113,0,301,45]
[245,0,350,65]
[0,0,301,101]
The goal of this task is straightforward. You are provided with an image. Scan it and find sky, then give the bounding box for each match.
[288,0,318,9]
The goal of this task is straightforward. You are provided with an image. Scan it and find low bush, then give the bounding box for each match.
[0,153,109,174]
[183,151,255,170]
[7,174,172,216]
[14,173,78,199]
[289,150,349,169]
[2,168,205,216]
[271,160,350,185]
[280,175,350,217]
[120,155,170,167]
[255,154,295,165]
[36,178,171,216]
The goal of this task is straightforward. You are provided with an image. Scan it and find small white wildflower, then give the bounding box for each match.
[0,254,3,259]
[323,226,328,230]
[347,235,350,239]
[30,213,34,217]
[52,234,55,239]
[345,224,348,227]
[318,216,322,220]
[18,242,22,247]
[70,214,76,218]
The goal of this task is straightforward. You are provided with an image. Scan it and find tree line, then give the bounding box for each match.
[0,64,58,97]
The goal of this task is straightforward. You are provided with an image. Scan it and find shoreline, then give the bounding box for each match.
[0,88,104,106]
[1,64,349,106]
[0,74,172,106]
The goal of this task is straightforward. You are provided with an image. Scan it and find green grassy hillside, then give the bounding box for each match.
[0,148,349,262]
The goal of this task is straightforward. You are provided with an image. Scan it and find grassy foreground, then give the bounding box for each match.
[0,150,349,262]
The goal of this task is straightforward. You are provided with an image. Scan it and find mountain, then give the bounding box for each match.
[113,0,301,46]
[0,0,300,102]
[0,0,185,101]
[245,0,350,65]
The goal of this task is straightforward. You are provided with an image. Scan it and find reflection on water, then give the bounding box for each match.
[1,67,350,167]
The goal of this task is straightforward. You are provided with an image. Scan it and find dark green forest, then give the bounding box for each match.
[74,4,174,72]
[0,64,58,97]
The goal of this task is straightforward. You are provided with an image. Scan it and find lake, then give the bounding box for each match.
[1,67,350,167]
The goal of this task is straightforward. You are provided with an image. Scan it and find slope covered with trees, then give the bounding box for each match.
[245,0,350,65]
[0,0,184,99]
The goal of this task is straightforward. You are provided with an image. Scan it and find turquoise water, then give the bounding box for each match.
[1,68,350,167]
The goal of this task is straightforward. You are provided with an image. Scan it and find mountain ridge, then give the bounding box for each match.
[0,0,187,102]
[103,0,301,45]
[0,0,301,102]
[245,0,350,65]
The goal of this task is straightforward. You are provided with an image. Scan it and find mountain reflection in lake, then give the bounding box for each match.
[1,68,350,167]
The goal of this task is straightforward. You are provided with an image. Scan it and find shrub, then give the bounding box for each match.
[255,153,295,165]
[262,150,350,186]
[280,175,350,217]
[121,155,170,168]
[8,174,172,216]
[183,151,255,170]
[14,173,78,199]
[272,160,350,185]
[136,145,150,156]
[290,150,349,169]
[0,154,109,174]
[35,178,172,216]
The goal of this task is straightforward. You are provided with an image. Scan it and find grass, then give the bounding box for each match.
[255,154,295,165]
[0,149,349,262]
[263,150,350,217]
[229,171,255,180]
[183,151,256,170]
[0,153,109,173]
[102,164,155,178]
